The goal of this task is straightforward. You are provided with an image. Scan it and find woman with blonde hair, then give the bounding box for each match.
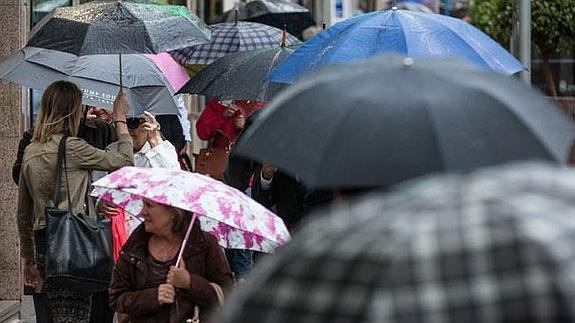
[17,80,134,322]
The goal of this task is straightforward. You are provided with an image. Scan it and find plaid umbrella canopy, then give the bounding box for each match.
[170,21,299,65]
[216,162,575,323]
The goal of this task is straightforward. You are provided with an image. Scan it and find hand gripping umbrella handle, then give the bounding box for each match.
[175,212,197,268]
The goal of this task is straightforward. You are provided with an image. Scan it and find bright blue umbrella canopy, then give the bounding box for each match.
[268,9,524,84]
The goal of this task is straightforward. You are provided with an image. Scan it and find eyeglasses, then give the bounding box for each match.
[126,118,145,130]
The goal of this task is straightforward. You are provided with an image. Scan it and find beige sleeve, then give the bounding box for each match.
[68,134,134,171]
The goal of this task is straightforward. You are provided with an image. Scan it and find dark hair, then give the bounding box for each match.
[169,207,193,235]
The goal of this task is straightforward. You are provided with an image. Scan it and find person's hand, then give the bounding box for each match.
[222,102,239,118]
[24,262,39,289]
[112,90,129,121]
[234,114,245,130]
[143,111,162,147]
[157,283,175,305]
[167,259,191,289]
[86,107,97,120]
[262,163,278,180]
[180,141,190,156]
[99,200,120,218]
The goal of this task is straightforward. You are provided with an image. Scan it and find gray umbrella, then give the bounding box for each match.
[216,162,575,323]
[177,44,296,101]
[0,47,179,116]
[235,55,575,188]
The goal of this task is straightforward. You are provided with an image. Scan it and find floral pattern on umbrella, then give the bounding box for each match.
[91,166,290,253]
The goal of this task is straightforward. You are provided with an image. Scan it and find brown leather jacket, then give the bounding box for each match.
[109,223,234,323]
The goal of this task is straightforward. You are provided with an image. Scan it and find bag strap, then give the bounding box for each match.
[52,136,75,211]
[211,129,234,151]
[52,136,68,208]
[188,283,223,323]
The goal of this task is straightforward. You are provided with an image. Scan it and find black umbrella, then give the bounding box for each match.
[235,55,575,188]
[177,32,297,101]
[215,162,575,323]
[27,1,210,55]
[212,0,315,40]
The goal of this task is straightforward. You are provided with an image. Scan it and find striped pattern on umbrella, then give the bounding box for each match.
[170,21,299,65]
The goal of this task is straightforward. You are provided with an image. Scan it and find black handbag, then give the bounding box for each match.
[44,136,113,291]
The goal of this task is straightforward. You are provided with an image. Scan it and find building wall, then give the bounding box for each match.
[0,0,27,301]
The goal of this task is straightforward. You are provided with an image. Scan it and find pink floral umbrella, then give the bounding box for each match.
[91,167,290,255]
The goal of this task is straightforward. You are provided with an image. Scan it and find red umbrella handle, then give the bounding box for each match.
[176,212,197,267]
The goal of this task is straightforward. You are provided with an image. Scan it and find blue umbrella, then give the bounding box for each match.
[268,8,524,84]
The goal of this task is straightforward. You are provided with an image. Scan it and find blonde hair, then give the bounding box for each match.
[32,81,83,143]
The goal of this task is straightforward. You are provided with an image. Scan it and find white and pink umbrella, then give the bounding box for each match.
[91,167,290,257]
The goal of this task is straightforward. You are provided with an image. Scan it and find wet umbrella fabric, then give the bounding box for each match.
[91,167,290,253]
[177,45,296,101]
[27,1,211,55]
[268,9,523,84]
[170,21,299,65]
[395,1,433,12]
[235,55,575,188]
[212,0,315,40]
[215,162,575,323]
[0,47,180,116]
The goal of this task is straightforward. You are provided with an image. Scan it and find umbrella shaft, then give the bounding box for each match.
[175,213,197,267]
[119,53,123,89]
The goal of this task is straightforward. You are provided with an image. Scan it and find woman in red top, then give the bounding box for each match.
[196,99,264,148]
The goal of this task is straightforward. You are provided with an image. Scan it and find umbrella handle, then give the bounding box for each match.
[175,212,197,268]
[118,53,123,89]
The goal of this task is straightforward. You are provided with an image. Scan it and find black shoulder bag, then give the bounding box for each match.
[45,136,113,291]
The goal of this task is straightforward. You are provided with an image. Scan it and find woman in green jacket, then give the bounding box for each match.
[17,81,134,323]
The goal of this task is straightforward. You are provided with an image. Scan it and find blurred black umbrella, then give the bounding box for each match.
[236,55,575,188]
[27,1,210,55]
[177,36,296,101]
[212,0,315,40]
[215,162,575,323]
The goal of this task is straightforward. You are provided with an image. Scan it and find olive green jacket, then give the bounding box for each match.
[17,133,134,261]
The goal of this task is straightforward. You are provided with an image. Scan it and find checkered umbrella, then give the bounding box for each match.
[170,21,299,65]
[216,162,575,323]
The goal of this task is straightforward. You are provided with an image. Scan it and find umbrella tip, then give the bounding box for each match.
[402,57,414,68]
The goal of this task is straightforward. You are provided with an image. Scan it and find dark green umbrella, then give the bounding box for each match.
[27,1,210,55]
[26,1,210,88]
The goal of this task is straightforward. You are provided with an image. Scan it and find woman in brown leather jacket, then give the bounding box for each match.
[109,199,234,323]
